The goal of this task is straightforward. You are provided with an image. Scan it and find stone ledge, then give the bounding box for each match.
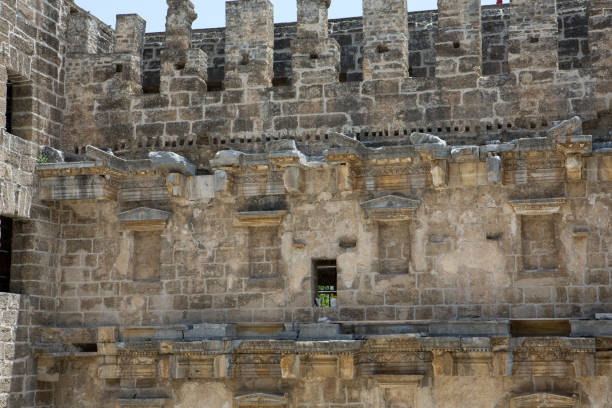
[508,198,567,215]
[234,210,287,227]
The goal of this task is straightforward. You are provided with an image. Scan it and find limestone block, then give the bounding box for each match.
[97,327,117,343]
[39,146,64,163]
[283,167,304,193]
[166,173,185,197]
[280,354,300,379]
[410,132,446,146]
[98,364,120,379]
[431,161,448,188]
[148,151,196,176]
[547,116,583,141]
[487,156,502,184]
[210,150,243,168]
[296,0,331,39]
[339,354,355,379]
[186,175,215,200]
[37,357,59,382]
[214,355,230,378]
[565,155,583,180]
[115,14,146,56]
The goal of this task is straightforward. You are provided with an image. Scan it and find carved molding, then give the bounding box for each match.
[508,198,566,216]
[234,393,288,408]
[119,207,171,231]
[361,195,421,221]
[234,210,287,227]
[510,393,578,408]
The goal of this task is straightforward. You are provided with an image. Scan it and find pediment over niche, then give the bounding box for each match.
[119,207,171,231]
[508,198,566,216]
[234,393,288,408]
[361,195,421,221]
[511,393,578,408]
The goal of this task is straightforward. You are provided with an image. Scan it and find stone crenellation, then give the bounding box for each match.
[0,0,610,406]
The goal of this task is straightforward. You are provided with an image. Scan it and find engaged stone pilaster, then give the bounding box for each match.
[292,0,340,86]
[508,0,559,72]
[362,0,409,80]
[115,14,146,56]
[225,0,274,89]
[435,0,482,85]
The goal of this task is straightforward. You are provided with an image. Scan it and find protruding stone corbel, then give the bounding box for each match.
[361,195,421,222]
[553,135,592,181]
[119,207,171,231]
[508,198,566,216]
[412,133,450,189]
[234,210,287,227]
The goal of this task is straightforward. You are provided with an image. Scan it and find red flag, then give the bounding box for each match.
[497,0,502,3]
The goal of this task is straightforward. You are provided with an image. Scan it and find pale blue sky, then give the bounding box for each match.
[75,0,505,32]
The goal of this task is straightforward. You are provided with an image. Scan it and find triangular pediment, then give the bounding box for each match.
[119,207,171,231]
[361,195,421,222]
[361,195,421,211]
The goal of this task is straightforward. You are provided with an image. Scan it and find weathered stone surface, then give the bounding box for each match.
[148,151,196,175]
[0,0,610,406]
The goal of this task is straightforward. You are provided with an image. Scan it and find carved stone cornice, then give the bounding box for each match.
[234,393,288,408]
[510,393,577,408]
[508,198,566,215]
[119,207,171,231]
[361,195,421,221]
[234,210,287,227]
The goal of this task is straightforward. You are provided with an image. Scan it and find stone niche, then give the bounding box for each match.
[234,210,286,280]
[119,207,171,281]
[509,198,566,283]
[361,195,421,275]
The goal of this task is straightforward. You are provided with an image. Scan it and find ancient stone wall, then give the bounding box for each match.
[0,0,611,407]
[33,133,612,327]
[62,0,611,173]
[0,0,70,147]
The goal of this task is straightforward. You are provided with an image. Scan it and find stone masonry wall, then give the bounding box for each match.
[0,0,71,147]
[43,146,612,327]
[0,294,40,408]
[62,0,612,173]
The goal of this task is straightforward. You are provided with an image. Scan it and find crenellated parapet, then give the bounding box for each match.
[60,0,612,162]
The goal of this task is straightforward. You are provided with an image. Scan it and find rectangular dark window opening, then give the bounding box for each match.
[313,259,337,308]
[5,80,13,134]
[0,216,13,293]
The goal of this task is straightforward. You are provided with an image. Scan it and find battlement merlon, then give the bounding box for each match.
[225,0,275,90]
[362,0,409,80]
[115,14,146,56]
